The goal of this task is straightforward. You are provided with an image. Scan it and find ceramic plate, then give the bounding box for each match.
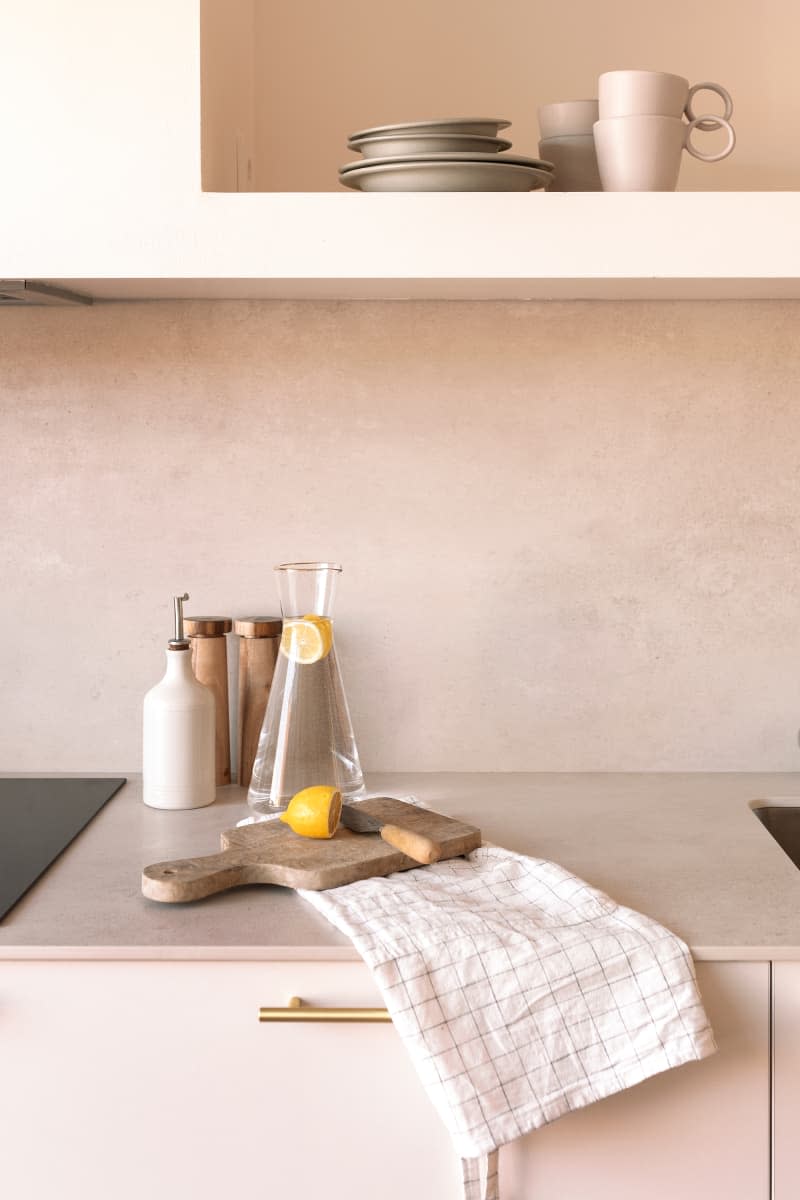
[348,117,512,140]
[339,161,554,192]
[349,133,514,158]
[339,151,554,174]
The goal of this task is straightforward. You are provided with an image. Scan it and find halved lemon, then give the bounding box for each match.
[280,615,333,664]
[279,785,342,838]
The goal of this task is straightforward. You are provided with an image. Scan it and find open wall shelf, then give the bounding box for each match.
[2,2,799,300]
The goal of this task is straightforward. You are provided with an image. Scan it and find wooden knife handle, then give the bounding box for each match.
[379,824,442,865]
[142,849,248,903]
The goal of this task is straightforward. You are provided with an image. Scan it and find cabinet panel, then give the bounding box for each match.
[772,961,800,1200]
[502,962,770,1200]
[1,960,770,1200]
[0,960,462,1200]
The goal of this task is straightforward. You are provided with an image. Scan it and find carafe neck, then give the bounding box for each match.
[276,561,341,618]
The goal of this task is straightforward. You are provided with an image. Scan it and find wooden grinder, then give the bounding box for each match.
[233,617,281,789]
[184,616,233,787]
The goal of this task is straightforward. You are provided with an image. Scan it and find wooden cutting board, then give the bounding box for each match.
[142,798,481,902]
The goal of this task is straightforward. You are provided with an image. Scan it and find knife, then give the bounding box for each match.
[340,802,442,865]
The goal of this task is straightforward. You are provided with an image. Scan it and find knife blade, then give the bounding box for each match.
[340,802,442,865]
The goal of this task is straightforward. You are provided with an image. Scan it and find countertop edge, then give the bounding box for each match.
[0,944,794,963]
[0,945,364,962]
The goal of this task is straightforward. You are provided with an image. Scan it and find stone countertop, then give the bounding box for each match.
[1,773,799,961]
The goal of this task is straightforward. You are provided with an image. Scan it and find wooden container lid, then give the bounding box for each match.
[184,616,233,637]
[233,616,283,638]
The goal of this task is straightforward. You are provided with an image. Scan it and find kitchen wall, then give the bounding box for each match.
[2,299,799,774]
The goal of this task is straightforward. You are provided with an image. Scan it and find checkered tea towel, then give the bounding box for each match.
[300,841,716,1200]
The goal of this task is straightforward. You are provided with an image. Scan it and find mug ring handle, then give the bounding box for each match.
[684,115,736,163]
[686,81,734,132]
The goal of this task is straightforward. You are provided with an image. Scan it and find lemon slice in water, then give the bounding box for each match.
[280,615,333,664]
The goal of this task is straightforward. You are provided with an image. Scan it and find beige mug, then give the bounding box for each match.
[594,113,736,191]
[598,70,733,131]
[538,99,599,140]
[538,136,602,191]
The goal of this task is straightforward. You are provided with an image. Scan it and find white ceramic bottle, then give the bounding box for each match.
[143,593,216,810]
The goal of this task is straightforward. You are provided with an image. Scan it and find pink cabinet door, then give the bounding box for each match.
[1,959,769,1200]
[772,961,800,1200]
[502,962,770,1200]
[0,959,462,1200]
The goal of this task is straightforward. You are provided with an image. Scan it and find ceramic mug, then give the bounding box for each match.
[593,113,736,191]
[538,99,599,140]
[538,135,602,191]
[598,71,733,132]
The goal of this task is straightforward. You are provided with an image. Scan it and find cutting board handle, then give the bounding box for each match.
[142,849,248,903]
[380,824,442,865]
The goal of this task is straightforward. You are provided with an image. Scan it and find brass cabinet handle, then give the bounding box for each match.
[259,995,391,1023]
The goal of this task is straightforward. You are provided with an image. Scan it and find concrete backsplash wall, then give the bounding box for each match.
[2,300,799,773]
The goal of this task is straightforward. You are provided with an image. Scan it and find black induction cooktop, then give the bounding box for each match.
[0,777,126,920]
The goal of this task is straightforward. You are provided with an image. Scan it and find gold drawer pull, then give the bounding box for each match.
[259,995,391,1023]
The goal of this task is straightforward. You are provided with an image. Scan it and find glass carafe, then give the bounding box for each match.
[247,562,364,815]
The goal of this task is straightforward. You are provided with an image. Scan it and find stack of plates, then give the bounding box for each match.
[339,118,555,192]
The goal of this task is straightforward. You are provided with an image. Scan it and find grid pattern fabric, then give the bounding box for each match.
[301,841,716,1196]
[461,1149,499,1200]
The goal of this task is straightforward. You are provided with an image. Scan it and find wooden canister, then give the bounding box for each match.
[233,617,282,789]
[184,616,233,787]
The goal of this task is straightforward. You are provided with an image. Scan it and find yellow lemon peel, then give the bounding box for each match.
[279,785,342,838]
[280,615,333,664]
[303,614,333,658]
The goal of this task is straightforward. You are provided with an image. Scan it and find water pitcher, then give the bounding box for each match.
[247,562,364,815]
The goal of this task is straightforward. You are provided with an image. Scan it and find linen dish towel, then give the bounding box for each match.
[299,836,716,1200]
